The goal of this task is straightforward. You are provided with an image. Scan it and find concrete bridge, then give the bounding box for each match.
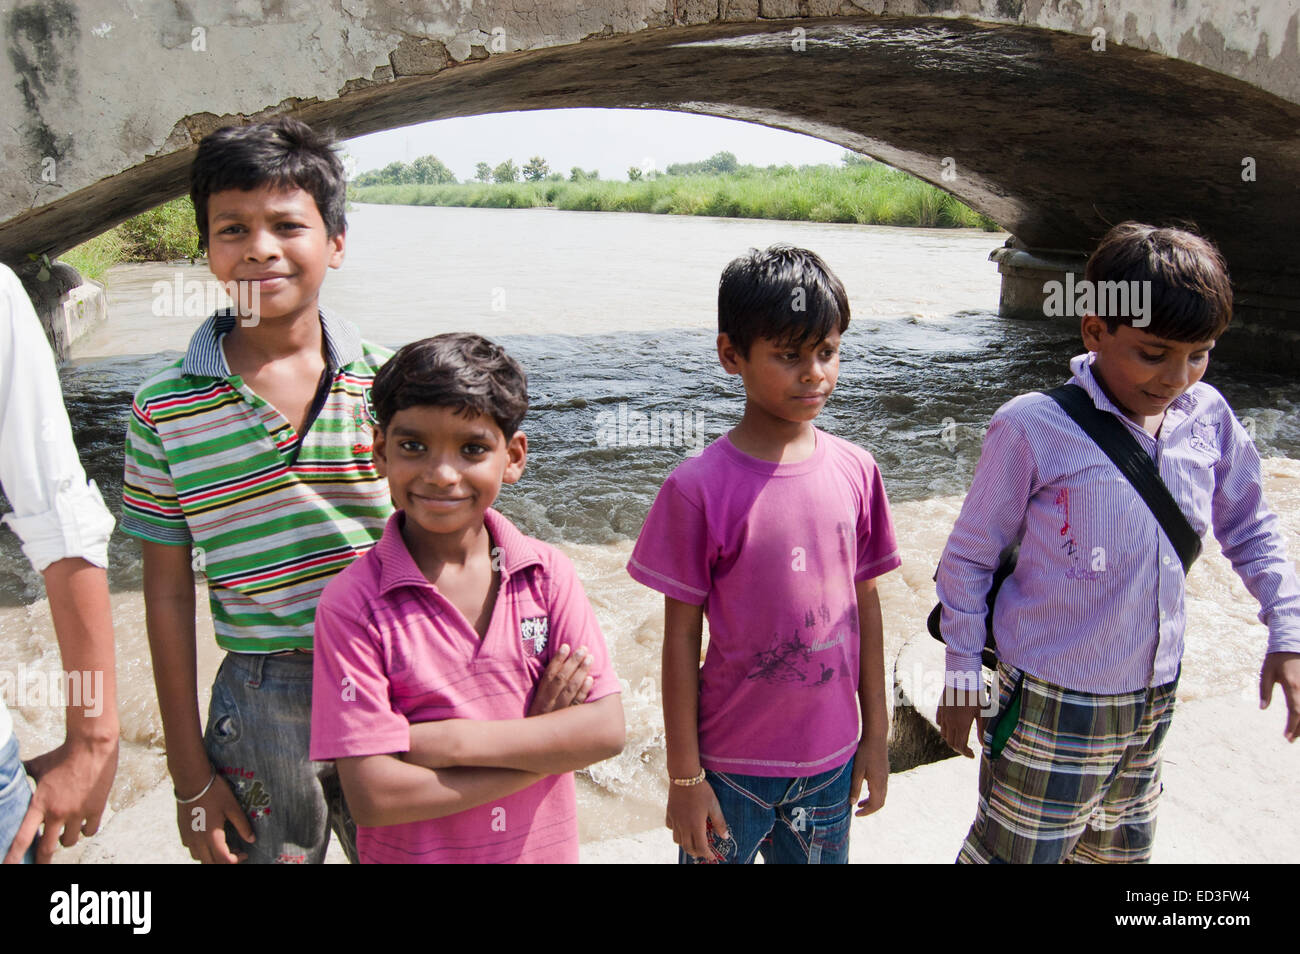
[3,1,1299,361]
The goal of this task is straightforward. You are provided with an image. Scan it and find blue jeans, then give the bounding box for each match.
[0,733,35,864]
[202,652,356,864]
[680,758,854,864]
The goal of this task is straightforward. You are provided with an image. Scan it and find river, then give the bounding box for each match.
[4,203,1298,848]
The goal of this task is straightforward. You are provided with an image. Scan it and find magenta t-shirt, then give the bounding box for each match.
[628,429,900,776]
[310,508,620,863]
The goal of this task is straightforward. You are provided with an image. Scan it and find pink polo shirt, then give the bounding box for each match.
[628,429,900,776]
[310,508,620,863]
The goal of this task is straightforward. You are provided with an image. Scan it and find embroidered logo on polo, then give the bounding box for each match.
[520,616,549,656]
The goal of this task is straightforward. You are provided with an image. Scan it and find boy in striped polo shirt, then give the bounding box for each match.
[121,118,393,864]
[936,223,1300,863]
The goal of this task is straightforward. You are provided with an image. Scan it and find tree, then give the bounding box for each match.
[379,160,410,184]
[522,156,550,182]
[666,152,742,177]
[702,151,738,175]
[841,151,875,167]
[474,162,492,183]
[411,155,457,184]
[492,159,520,183]
[627,166,643,181]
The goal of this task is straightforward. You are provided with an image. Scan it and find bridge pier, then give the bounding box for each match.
[16,262,109,361]
[992,237,1300,369]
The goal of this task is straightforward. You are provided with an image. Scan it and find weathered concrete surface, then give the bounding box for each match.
[583,691,1300,863]
[2,3,1300,324]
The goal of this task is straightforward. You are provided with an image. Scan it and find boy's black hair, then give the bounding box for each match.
[1085,222,1232,342]
[372,333,528,439]
[718,244,850,358]
[189,116,348,249]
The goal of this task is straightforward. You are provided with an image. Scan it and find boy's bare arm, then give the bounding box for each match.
[662,595,728,859]
[405,645,624,774]
[3,558,118,864]
[337,755,542,826]
[141,541,254,863]
[851,578,889,816]
[406,696,624,776]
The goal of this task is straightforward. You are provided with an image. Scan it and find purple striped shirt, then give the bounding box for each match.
[938,352,1300,693]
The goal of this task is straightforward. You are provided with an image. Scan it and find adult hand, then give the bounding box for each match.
[3,733,118,864]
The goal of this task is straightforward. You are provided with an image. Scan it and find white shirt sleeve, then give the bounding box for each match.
[0,264,115,572]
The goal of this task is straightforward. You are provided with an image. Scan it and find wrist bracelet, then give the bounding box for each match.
[671,769,707,787]
[175,770,216,805]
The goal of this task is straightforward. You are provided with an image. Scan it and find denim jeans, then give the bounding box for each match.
[202,652,356,864]
[0,733,35,864]
[681,758,854,864]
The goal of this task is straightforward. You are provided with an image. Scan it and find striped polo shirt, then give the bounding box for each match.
[121,309,393,652]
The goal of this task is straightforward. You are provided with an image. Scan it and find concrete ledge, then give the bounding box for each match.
[17,262,109,360]
[891,631,963,771]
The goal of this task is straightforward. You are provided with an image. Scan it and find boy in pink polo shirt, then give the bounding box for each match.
[628,245,901,863]
[310,333,625,863]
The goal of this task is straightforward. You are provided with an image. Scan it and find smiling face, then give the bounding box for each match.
[373,405,527,546]
[204,184,344,325]
[719,329,842,426]
[1081,314,1214,422]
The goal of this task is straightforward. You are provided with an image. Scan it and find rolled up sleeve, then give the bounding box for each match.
[0,265,115,572]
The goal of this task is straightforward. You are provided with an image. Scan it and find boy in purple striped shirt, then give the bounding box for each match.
[936,223,1300,864]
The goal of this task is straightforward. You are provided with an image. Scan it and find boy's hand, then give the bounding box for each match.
[1260,651,1300,742]
[527,644,593,716]
[4,734,118,864]
[175,771,255,864]
[850,734,889,817]
[666,778,728,860]
[937,686,988,759]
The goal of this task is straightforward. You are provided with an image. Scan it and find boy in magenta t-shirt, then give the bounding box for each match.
[628,245,901,863]
[310,334,625,863]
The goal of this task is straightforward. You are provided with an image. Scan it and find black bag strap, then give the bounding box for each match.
[1042,383,1201,575]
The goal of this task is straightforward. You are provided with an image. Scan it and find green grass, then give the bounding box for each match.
[59,197,201,281]
[59,167,998,285]
[351,164,1001,230]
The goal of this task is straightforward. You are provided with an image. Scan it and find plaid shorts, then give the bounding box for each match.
[958,662,1176,864]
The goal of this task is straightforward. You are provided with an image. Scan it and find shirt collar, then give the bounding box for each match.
[376,508,545,597]
[1068,352,1199,421]
[180,306,364,378]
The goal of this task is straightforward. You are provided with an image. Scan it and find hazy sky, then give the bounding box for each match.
[343,108,849,181]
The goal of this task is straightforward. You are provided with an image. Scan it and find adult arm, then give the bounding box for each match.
[4,558,118,864]
[0,265,119,863]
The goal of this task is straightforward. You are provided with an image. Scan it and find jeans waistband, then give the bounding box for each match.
[222,650,314,688]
